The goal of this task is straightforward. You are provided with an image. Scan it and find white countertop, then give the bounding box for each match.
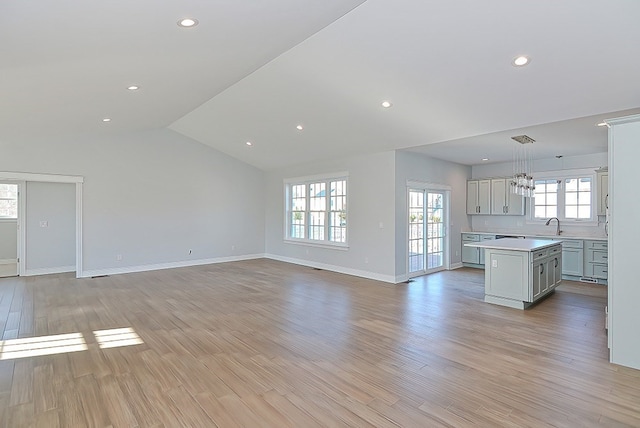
[461,231,607,241]
[464,238,561,252]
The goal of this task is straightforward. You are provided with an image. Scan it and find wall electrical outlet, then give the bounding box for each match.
[492,259,498,268]
[116,254,123,261]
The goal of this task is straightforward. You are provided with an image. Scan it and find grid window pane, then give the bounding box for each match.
[565,176,591,220]
[533,179,558,219]
[0,184,18,219]
[287,179,346,244]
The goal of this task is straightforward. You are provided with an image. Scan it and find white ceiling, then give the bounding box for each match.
[3,0,640,171]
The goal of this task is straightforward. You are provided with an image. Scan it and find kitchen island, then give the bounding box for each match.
[464,238,562,309]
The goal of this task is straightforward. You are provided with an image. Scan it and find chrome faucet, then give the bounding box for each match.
[545,217,562,236]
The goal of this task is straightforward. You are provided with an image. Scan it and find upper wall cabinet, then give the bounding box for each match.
[491,178,525,216]
[596,169,608,216]
[467,180,491,215]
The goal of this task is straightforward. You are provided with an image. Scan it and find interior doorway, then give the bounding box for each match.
[408,186,450,277]
[0,182,20,277]
[0,172,83,278]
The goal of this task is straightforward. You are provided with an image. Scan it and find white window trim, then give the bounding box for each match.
[283,172,349,249]
[526,168,598,226]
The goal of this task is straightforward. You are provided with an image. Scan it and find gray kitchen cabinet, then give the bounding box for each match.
[597,169,609,216]
[479,235,495,265]
[467,180,491,215]
[560,239,584,277]
[461,233,480,264]
[584,240,608,281]
[491,178,525,215]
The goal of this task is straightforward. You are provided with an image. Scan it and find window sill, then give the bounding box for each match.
[283,238,349,251]
[525,219,599,227]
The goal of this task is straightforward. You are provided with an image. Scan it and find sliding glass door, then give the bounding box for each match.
[408,188,449,276]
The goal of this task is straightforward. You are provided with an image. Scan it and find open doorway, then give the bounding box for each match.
[0,172,83,278]
[0,182,20,277]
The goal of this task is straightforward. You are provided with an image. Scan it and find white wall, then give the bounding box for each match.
[265,151,397,282]
[394,151,472,278]
[608,114,640,370]
[0,220,17,260]
[0,128,266,276]
[25,182,75,273]
[470,152,608,238]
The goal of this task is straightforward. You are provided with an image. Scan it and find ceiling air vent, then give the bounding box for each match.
[511,135,535,144]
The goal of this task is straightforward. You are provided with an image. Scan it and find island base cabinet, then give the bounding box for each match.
[485,251,529,306]
[484,244,562,310]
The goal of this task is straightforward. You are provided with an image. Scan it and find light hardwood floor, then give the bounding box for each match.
[0,260,638,427]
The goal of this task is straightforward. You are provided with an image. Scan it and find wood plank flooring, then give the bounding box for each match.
[0,260,638,427]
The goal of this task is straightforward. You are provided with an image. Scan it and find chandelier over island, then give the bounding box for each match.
[510,135,535,198]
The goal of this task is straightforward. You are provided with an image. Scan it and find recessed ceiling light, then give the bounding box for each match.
[246,141,252,146]
[127,85,139,91]
[178,18,199,28]
[102,118,111,122]
[381,101,393,108]
[481,158,489,161]
[296,125,304,131]
[512,56,530,67]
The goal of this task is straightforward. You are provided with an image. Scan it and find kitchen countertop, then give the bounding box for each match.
[464,238,561,252]
[461,231,607,241]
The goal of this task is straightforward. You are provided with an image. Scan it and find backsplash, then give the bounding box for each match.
[470,214,607,238]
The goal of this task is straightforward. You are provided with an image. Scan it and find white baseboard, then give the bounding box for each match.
[450,262,464,270]
[264,253,398,284]
[79,254,264,278]
[23,265,75,276]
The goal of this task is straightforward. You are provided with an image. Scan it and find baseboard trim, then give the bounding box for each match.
[450,262,464,270]
[264,253,397,284]
[24,265,75,276]
[79,254,264,278]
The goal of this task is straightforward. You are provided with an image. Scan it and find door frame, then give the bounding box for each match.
[0,180,23,277]
[0,171,84,278]
[407,181,451,278]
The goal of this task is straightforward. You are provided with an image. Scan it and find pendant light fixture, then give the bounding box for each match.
[510,135,535,197]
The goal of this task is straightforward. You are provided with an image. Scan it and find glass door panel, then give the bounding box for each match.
[427,192,444,270]
[408,190,424,273]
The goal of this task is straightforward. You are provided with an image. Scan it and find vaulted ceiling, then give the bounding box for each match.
[3,1,639,170]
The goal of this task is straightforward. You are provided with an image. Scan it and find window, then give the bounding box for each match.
[285,175,347,245]
[0,184,18,219]
[531,172,593,222]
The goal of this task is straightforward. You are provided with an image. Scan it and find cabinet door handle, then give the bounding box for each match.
[555,258,558,268]
[540,264,544,274]
[605,194,609,209]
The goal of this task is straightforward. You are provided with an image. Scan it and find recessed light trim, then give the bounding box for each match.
[482,158,489,161]
[127,85,139,91]
[246,141,252,146]
[513,55,530,67]
[178,18,199,28]
[102,118,111,122]
[296,125,304,131]
[381,101,393,108]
